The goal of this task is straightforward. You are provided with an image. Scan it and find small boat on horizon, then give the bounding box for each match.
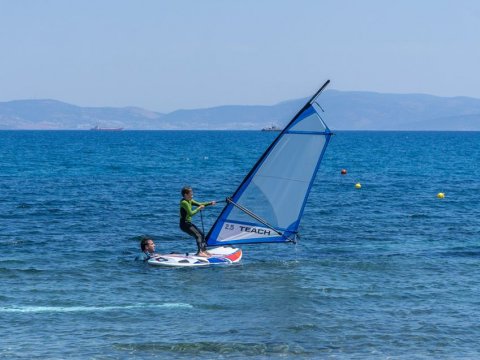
[261,124,282,132]
[90,125,124,131]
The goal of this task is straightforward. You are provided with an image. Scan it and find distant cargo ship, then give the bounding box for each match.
[90,125,124,131]
[261,124,282,132]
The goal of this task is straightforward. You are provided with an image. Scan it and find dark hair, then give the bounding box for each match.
[181,186,192,197]
[140,237,153,251]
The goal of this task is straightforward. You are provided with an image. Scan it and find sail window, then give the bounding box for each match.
[229,133,326,230]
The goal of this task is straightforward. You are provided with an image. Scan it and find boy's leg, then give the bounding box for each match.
[181,223,206,255]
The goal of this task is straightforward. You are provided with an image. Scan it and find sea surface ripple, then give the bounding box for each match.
[1,130,479,359]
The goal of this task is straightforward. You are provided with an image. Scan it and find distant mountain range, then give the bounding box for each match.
[1,90,480,130]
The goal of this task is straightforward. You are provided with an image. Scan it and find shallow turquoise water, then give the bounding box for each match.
[1,130,479,359]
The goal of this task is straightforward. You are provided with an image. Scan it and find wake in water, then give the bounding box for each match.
[0,303,193,313]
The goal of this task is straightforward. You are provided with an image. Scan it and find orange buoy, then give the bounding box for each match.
[341,169,347,175]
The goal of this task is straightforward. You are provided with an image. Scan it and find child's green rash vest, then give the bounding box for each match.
[180,199,212,223]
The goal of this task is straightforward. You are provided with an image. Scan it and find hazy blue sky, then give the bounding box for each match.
[1,0,479,112]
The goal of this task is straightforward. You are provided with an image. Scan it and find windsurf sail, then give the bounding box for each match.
[206,80,333,246]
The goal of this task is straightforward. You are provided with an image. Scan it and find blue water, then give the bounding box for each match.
[1,130,480,359]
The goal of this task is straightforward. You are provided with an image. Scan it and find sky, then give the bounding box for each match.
[1,0,479,112]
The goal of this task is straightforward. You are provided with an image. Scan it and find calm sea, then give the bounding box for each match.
[1,130,479,359]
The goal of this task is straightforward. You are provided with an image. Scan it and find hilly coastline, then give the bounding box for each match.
[1,90,480,130]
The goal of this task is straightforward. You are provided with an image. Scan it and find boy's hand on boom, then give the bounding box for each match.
[199,201,216,211]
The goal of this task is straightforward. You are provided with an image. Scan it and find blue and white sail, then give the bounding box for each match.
[206,80,333,246]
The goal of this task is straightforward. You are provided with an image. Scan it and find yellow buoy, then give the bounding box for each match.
[437,192,445,199]
[355,183,362,189]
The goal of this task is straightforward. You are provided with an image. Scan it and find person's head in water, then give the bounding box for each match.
[140,237,155,254]
[181,186,193,200]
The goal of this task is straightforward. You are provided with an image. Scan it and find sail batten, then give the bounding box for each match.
[254,175,311,183]
[206,80,332,246]
[286,130,330,135]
